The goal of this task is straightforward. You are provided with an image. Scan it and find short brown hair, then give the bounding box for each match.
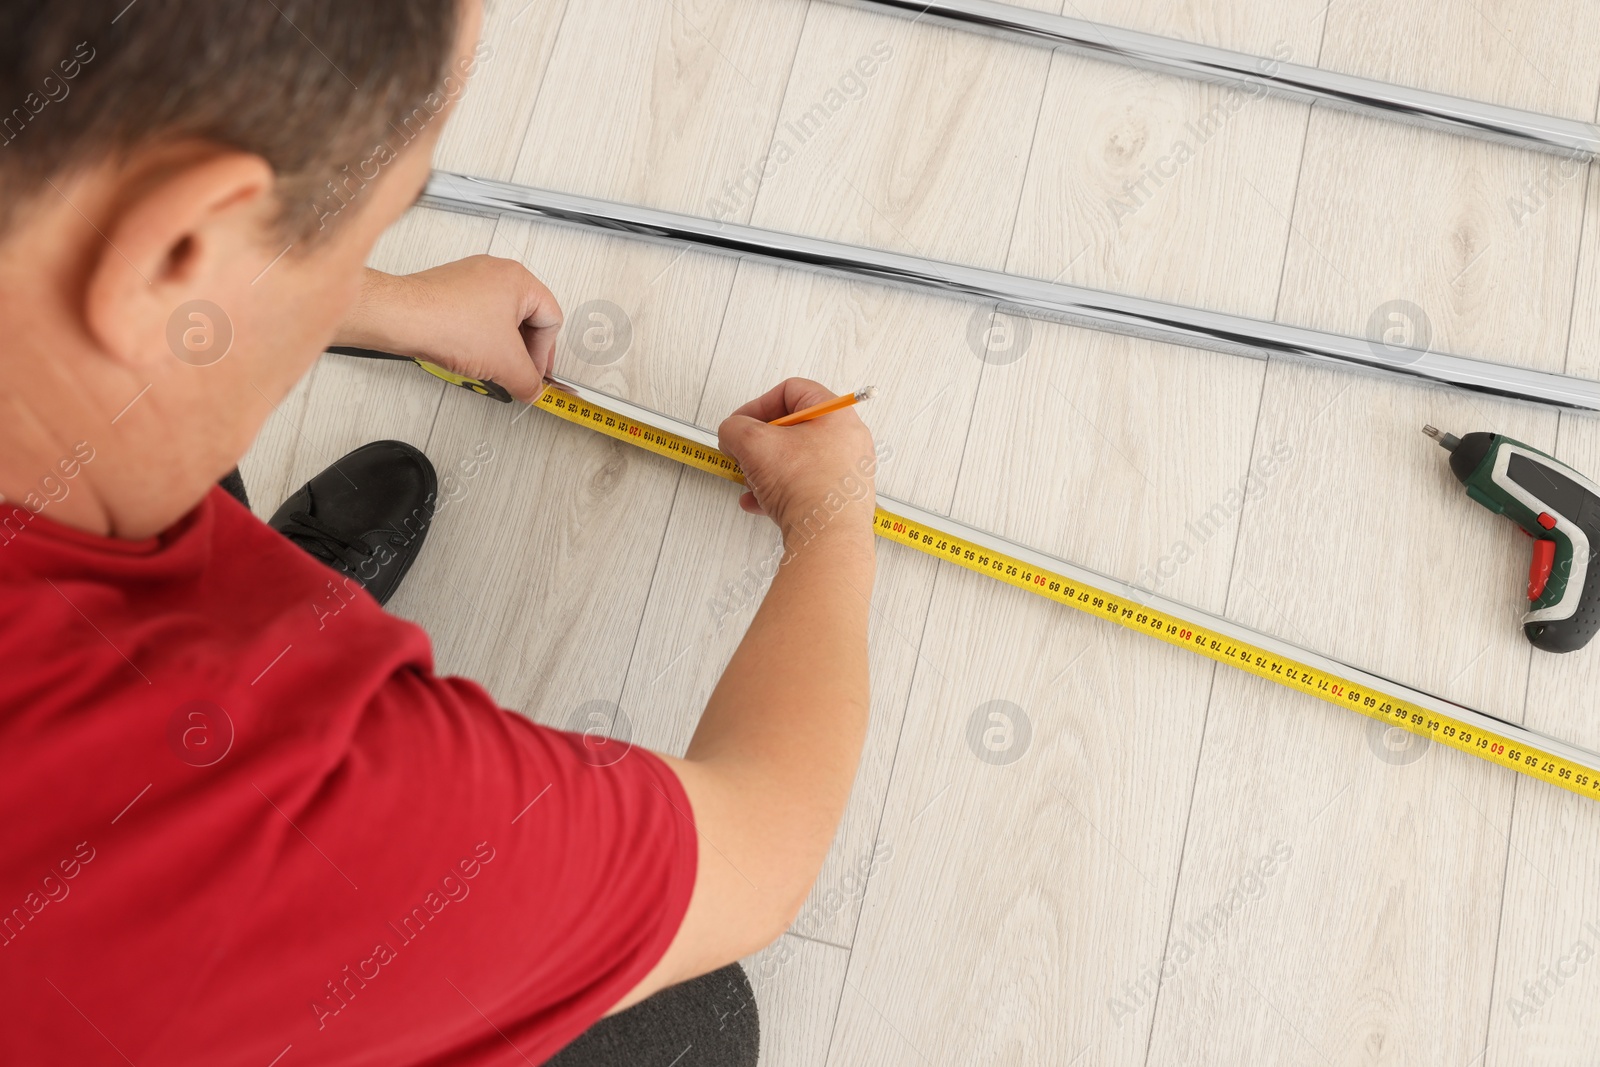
[0,1,462,241]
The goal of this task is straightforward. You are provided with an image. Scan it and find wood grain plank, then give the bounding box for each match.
[1007,51,1307,316]
[1150,667,1516,1065]
[1486,491,1600,1063]
[434,0,573,180]
[1146,366,1547,1065]
[1275,111,1585,373]
[1059,0,1329,55]
[407,390,685,718]
[750,1,1052,267]
[827,565,1219,1065]
[962,323,1268,615]
[800,4,1309,1055]
[1150,36,1591,1053]
[511,0,810,218]
[1320,0,1600,117]
[1484,161,1600,1066]
[1561,161,1600,382]
[823,320,1266,1062]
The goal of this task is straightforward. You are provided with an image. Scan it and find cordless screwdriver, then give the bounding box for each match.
[1424,426,1600,653]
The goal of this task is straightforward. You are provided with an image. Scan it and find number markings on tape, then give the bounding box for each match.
[535,384,1600,801]
[537,387,741,482]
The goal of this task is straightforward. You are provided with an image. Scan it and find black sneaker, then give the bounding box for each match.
[268,440,437,607]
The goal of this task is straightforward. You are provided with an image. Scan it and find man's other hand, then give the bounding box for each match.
[336,257,564,403]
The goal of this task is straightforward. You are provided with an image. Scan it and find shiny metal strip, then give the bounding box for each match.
[834,0,1600,157]
[543,372,1600,779]
[425,172,1600,412]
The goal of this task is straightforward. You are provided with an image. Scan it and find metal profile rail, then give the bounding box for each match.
[424,171,1600,412]
[833,0,1600,158]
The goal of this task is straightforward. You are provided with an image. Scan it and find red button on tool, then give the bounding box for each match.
[1538,512,1558,530]
[1529,539,1556,601]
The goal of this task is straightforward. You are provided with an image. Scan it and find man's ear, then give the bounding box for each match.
[83,151,276,372]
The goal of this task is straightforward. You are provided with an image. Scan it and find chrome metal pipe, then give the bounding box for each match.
[425,171,1600,412]
[545,371,1600,782]
[833,0,1600,158]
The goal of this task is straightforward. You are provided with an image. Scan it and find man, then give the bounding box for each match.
[0,3,877,1065]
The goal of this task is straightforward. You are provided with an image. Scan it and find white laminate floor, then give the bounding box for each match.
[242,1,1600,1062]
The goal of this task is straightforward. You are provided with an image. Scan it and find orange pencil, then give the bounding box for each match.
[768,386,877,427]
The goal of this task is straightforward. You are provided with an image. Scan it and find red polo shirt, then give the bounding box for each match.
[0,487,697,1066]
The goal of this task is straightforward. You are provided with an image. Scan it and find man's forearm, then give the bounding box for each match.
[619,383,879,1000]
[333,269,416,355]
[687,521,876,903]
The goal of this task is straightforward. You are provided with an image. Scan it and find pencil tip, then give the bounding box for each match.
[857,386,878,401]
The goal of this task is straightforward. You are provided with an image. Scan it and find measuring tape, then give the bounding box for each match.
[534,380,1600,801]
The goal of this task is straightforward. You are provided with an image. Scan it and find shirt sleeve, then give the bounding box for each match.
[206,664,699,1067]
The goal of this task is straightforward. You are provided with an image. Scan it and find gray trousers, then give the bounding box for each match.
[543,965,759,1067]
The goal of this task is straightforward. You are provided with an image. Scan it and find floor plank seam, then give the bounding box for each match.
[935,25,1055,522]
[783,929,852,952]
[502,0,575,184]
[1310,0,1333,69]
[418,381,450,455]
[997,44,1051,279]
[1133,333,1274,1058]
[820,562,947,1065]
[1137,13,1331,1055]
[1479,755,1532,1064]
[1135,660,1224,1067]
[742,0,814,228]
[1217,371,1272,623]
[1266,103,1317,326]
[687,259,747,426]
[272,357,325,497]
[604,460,689,738]
[1555,169,1593,377]
[1264,0,1330,328]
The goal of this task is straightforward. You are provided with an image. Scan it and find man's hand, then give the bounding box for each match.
[335,257,563,403]
[717,378,878,541]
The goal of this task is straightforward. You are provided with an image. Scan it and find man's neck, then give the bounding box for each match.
[0,305,209,541]
[0,367,122,538]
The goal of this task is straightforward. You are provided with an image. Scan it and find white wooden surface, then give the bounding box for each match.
[241,0,1600,1061]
